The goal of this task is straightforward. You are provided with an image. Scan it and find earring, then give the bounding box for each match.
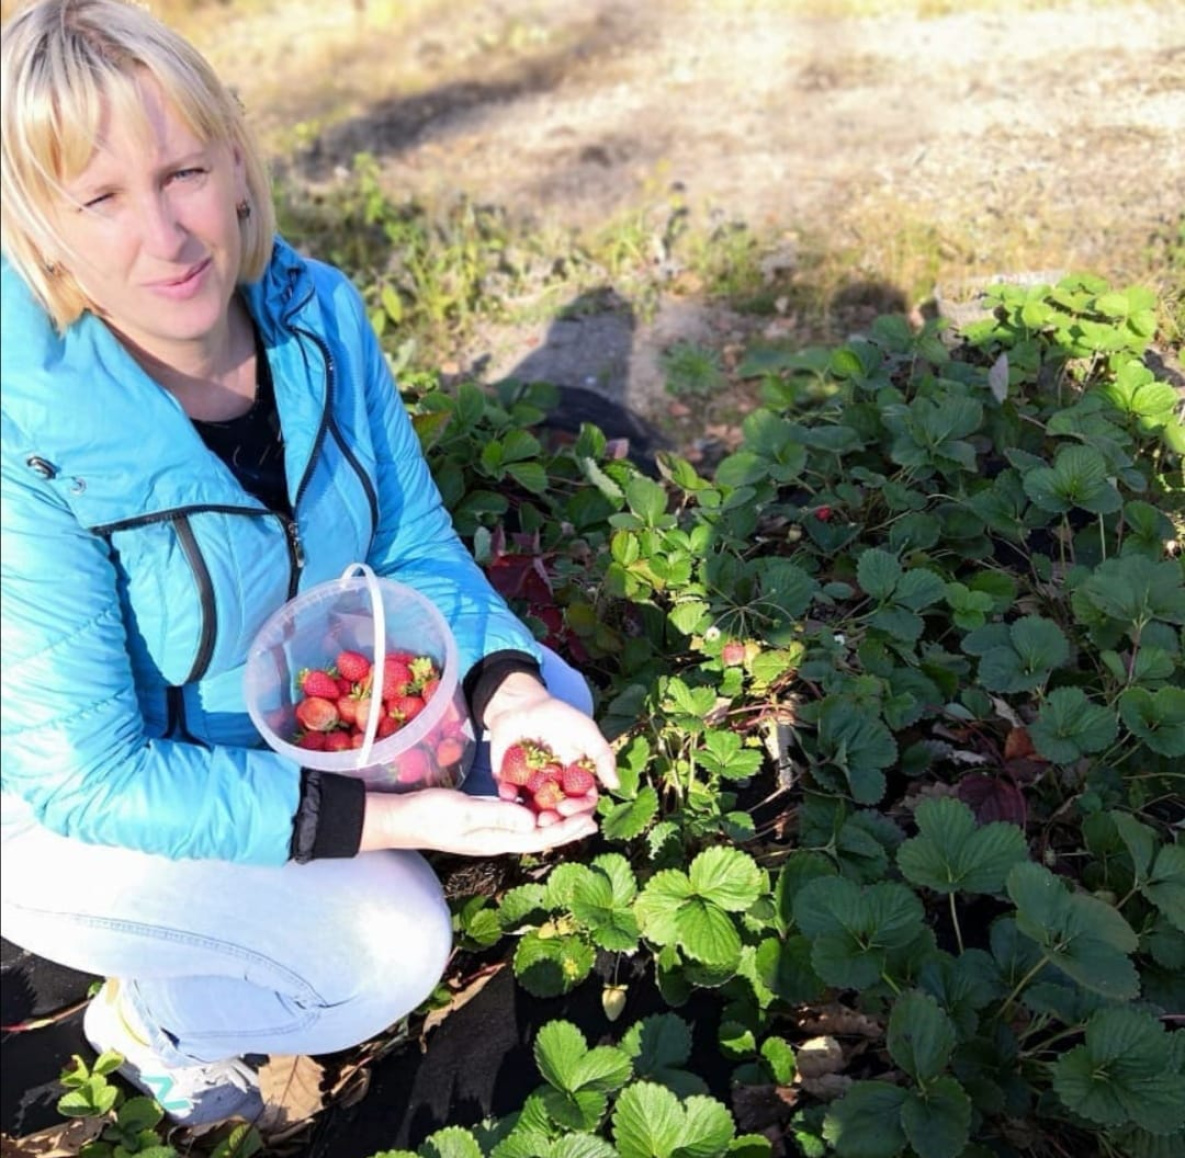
[236,200,251,221]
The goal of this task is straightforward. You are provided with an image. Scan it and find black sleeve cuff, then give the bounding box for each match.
[289,770,367,862]
[463,649,544,730]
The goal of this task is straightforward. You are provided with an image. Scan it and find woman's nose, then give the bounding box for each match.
[139,192,189,257]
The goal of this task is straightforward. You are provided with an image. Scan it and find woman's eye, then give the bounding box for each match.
[82,192,113,210]
[171,167,206,182]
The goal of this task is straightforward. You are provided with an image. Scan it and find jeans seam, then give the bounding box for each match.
[7,901,325,1048]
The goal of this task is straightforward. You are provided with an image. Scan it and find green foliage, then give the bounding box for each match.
[54,1050,263,1158]
[226,269,1180,1158]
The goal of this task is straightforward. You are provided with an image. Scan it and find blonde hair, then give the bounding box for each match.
[0,0,275,330]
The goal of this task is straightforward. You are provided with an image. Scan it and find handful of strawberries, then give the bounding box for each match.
[291,648,468,784]
[496,739,598,825]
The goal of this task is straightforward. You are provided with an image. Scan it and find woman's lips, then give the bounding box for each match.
[147,257,212,300]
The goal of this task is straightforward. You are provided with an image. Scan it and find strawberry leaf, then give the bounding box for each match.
[823,1082,908,1158]
[687,846,767,912]
[421,1127,485,1158]
[1118,687,1185,757]
[602,786,660,841]
[513,933,595,998]
[900,1078,972,1158]
[897,797,1028,895]
[1007,862,1140,998]
[1144,844,1185,933]
[1052,1007,1185,1134]
[887,991,957,1082]
[1028,687,1118,763]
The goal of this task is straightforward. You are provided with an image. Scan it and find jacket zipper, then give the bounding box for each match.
[173,514,216,685]
[280,512,305,599]
[94,503,260,687]
[330,419,379,535]
[90,284,377,687]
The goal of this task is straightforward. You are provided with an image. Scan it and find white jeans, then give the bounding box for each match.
[0,648,591,1065]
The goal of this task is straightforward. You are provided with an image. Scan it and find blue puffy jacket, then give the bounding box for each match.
[0,237,541,864]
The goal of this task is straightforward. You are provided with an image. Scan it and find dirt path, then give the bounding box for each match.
[187,0,1183,426]
[203,0,1183,259]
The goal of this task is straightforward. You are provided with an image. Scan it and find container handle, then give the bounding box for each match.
[339,562,385,769]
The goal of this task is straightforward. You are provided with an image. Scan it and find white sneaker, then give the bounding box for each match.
[83,981,264,1126]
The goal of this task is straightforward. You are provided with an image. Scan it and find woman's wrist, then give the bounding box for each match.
[359,790,410,852]
[481,670,549,731]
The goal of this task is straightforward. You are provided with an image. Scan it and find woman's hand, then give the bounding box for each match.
[482,672,619,818]
[360,788,597,856]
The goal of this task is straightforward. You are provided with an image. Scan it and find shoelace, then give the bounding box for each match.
[189,1054,261,1096]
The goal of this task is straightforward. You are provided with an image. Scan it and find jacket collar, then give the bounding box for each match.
[2,238,328,530]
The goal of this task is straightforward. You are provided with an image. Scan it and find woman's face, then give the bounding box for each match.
[53,72,246,361]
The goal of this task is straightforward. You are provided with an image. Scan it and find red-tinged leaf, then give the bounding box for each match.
[1004,727,1036,760]
[957,773,1027,829]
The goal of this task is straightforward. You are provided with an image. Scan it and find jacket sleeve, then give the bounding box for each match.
[341,285,544,677]
[0,437,303,864]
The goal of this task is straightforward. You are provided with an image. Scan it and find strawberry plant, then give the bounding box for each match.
[386,272,1184,1158]
[376,269,1185,1156]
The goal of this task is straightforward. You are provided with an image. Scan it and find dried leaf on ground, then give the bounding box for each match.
[798,1073,853,1100]
[794,1034,845,1079]
[0,1120,103,1157]
[731,1083,799,1133]
[1004,726,1036,760]
[256,1054,326,1132]
[418,962,504,1046]
[796,1005,883,1040]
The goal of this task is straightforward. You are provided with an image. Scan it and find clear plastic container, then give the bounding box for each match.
[244,564,475,791]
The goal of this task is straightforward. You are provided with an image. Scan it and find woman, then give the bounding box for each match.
[0,0,617,1127]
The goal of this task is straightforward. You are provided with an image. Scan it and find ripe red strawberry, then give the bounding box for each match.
[532,779,566,812]
[721,641,745,667]
[350,731,366,749]
[295,696,339,733]
[324,731,352,752]
[299,669,341,700]
[381,657,413,699]
[526,766,560,795]
[377,714,400,739]
[298,731,328,751]
[336,697,358,726]
[815,505,833,522]
[436,736,465,767]
[336,650,371,683]
[561,762,596,797]
[499,743,535,786]
[420,677,440,703]
[390,694,425,723]
[398,748,432,785]
[336,676,354,697]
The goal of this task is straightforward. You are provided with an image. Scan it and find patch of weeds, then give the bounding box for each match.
[662,342,727,399]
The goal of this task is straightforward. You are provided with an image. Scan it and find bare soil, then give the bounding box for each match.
[181,0,1184,437]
